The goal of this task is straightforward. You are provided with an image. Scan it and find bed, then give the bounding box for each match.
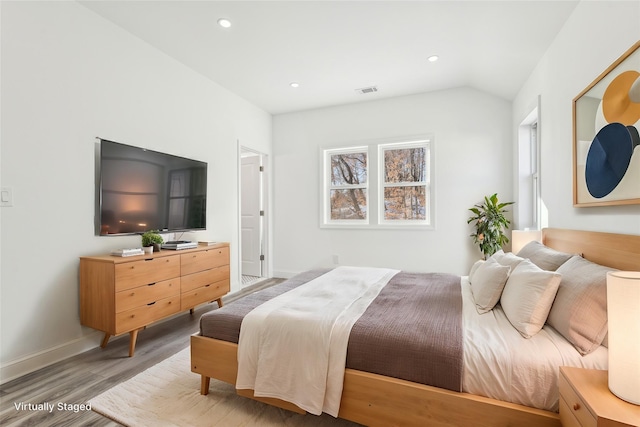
[190,228,640,427]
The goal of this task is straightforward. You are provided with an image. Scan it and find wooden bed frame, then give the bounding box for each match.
[190,228,640,427]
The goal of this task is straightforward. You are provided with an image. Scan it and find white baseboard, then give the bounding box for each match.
[0,331,107,385]
[0,277,299,385]
[272,269,301,279]
[1,308,198,385]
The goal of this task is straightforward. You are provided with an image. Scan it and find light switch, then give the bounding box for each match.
[1,187,13,207]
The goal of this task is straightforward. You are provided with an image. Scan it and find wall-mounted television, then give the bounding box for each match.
[97,138,207,236]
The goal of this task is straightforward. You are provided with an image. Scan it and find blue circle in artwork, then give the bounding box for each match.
[585,123,633,198]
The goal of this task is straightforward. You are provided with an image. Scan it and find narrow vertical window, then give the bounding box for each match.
[324,147,368,224]
[530,122,540,229]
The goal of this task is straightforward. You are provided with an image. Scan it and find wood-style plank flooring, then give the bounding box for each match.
[0,278,283,427]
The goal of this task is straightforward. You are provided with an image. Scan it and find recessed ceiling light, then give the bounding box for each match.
[217,18,232,28]
[290,82,300,88]
[427,55,439,62]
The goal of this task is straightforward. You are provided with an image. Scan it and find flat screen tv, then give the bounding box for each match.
[97,138,207,236]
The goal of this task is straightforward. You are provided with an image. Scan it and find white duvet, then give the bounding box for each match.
[236,272,607,416]
[461,276,608,411]
[236,266,399,416]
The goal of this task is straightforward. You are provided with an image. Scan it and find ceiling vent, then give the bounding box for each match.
[355,86,378,95]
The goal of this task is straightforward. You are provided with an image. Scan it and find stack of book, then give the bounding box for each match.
[111,248,144,257]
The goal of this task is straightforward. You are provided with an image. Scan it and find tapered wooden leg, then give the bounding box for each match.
[128,329,140,357]
[200,375,211,395]
[101,333,111,349]
[216,298,224,308]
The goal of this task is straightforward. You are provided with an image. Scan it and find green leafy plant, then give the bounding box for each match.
[467,193,514,259]
[141,230,164,247]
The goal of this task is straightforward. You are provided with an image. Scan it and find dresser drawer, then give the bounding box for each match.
[559,372,596,427]
[115,295,180,334]
[181,247,229,275]
[115,278,180,313]
[115,256,180,292]
[181,279,230,310]
[559,396,582,427]
[181,265,230,293]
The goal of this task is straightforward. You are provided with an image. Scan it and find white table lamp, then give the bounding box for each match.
[606,271,640,405]
[511,230,542,254]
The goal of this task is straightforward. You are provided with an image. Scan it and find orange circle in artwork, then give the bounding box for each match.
[603,70,640,125]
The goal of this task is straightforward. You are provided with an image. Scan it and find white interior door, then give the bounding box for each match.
[241,155,262,277]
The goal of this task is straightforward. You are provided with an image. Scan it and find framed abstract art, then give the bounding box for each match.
[573,41,640,207]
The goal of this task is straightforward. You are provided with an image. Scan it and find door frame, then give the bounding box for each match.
[238,144,269,283]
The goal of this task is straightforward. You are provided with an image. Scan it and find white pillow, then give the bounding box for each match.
[547,255,614,354]
[491,250,525,270]
[500,259,561,338]
[516,241,573,271]
[468,260,485,283]
[470,258,511,314]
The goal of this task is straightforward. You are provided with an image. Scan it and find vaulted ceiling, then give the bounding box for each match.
[80,1,579,114]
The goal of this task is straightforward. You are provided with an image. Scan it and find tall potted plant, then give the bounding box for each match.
[467,193,514,259]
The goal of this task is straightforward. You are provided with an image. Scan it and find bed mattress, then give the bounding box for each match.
[199,269,608,412]
[201,269,464,393]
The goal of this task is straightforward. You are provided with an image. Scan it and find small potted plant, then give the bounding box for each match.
[141,230,164,253]
[467,193,514,259]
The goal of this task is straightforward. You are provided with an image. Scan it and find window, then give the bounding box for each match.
[324,147,369,224]
[379,141,430,224]
[517,104,542,230]
[530,122,540,229]
[321,136,433,228]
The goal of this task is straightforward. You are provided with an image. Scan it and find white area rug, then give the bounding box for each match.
[89,348,361,427]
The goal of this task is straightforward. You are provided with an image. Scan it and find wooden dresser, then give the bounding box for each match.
[80,243,230,356]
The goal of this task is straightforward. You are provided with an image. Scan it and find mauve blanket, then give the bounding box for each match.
[199,269,463,392]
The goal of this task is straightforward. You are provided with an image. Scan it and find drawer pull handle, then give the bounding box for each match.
[147,301,156,306]
[205,284,210,288]
[573,403,580,411]
[148,283,156,287]
[145,258,153,261]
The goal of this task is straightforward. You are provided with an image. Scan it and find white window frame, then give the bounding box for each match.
[378,139,432,227]
[321,135,434,229]
[322,146,369,226]
[517,102,543,231]
[530,121,540,230]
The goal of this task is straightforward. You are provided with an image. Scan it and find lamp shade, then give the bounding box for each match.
[606,271,640,405]
[511,230,542,254]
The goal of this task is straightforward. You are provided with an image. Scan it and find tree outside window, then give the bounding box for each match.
[382,146,428,221]
[326,148,368,222]
[322,137,433,228]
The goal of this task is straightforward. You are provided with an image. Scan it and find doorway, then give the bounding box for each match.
[240,147,267,287]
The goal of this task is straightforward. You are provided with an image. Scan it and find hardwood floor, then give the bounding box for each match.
[0,278,284,427]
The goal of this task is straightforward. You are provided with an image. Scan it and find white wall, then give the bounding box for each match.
[513,1,640,234]
[272,87,513,277]
[0,1,271,381]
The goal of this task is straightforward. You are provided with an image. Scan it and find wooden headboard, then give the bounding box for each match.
[542,228,640,271]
